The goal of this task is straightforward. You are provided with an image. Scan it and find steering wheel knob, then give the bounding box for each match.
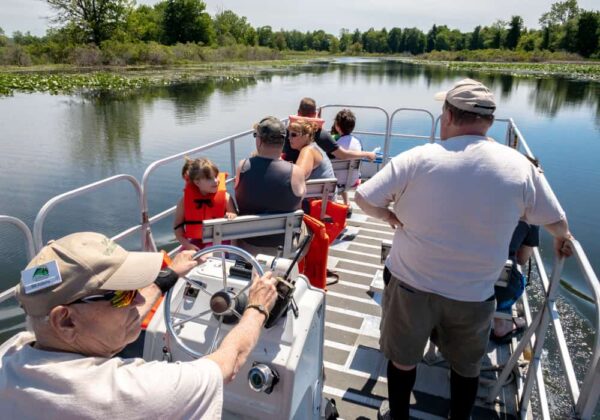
[210,291,231,315]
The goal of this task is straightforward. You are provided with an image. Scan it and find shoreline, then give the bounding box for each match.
[1,55,599,96]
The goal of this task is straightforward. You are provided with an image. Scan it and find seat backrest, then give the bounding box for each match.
[201,210,304,258]
[305,178,337,220]
[332,159,362,192]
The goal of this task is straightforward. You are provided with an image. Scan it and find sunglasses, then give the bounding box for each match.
[289,132,302,138]
[69,290,139,308]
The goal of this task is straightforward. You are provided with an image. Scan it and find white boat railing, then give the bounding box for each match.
[0,107,598,418]
[32,174,144,251]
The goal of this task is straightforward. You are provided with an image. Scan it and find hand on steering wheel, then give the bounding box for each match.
[164,245,265,359]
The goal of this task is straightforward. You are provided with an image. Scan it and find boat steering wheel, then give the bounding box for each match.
[164,244,264,359]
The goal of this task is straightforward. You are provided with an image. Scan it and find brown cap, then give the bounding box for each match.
[254,116,286,144]
[16,232,163,317]
[434,78,496,115]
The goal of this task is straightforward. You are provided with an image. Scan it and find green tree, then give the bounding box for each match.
[163,0,214,45]
[402,27,426,54]
[46,0,133,45]
[505,15,523,49]
[126,4,164,42]
[339,29,352,52]
[426,25,438,52]
[257,26,273,47]
[469,25,484,50]
[576,11,600,57]
[213,10,255,46]
[388,27,402,53]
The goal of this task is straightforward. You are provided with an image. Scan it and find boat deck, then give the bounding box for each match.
[322,198,522,420]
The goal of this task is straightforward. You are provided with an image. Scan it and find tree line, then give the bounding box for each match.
[0,0,598,66]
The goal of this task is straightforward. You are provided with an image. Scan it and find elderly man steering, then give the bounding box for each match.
[0,232,278,418]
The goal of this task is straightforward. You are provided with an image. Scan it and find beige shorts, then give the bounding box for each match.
[380,270,495,377]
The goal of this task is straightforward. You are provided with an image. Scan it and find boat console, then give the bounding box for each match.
[143,244,327,419]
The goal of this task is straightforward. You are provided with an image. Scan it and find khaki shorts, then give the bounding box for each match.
[380,269,495,377]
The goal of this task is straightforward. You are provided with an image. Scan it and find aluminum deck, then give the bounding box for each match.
[321,199,521,420]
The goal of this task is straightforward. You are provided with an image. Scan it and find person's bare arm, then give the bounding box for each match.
[544,219,574,257]
[332,147,376,161]
[355,191,402,229]
[296,146,315,179]
[291,164,306,198]
[206,272,278,383]
[173,197,199,251]
[225,192,237,219]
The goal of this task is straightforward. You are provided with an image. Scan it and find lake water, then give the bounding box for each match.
[0,58,599,415]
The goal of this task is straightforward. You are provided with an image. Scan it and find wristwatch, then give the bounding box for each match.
[246,303,269,326]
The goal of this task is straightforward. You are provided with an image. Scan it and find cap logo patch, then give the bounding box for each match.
[20,260,63,294]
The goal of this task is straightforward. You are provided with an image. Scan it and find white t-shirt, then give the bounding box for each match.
[0,332,223,420]
[357,135,565,301]
[336,134,362,186]
[336,134,362,152]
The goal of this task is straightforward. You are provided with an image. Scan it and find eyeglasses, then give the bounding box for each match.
[69,290,139,308]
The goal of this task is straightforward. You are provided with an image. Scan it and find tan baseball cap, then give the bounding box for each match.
[16,232,163,317]
[434,78,496,115]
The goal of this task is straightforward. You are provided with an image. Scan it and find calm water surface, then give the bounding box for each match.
[0,59,599,414]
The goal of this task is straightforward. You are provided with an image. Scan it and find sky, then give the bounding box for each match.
[1,0,599,37]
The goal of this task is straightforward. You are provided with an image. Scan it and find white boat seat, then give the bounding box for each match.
[332,158,362,192]
[305,178,337,220]
[201,209,304,258]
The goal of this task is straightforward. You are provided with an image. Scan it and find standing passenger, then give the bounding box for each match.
[355,79,574,420]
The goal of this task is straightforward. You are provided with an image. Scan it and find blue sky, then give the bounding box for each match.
[2,0,598,37]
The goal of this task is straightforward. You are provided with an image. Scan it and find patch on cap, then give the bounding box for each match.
[434,78,496,115]
[20,260,62,294]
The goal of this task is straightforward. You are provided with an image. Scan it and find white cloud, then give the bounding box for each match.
[1,0,598,37]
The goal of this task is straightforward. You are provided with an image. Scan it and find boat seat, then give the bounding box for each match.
[332,158,362,192]
[200,209,304,259]
[305,178,337,220]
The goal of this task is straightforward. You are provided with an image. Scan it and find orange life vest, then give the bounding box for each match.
[299,214,329,290]
[182,172,228,240]
[309,199,348,245]
[288,115,325,129]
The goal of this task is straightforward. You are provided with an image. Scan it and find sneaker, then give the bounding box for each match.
[377,399,391,420]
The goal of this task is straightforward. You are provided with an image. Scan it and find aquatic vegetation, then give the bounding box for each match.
[0,72,154,96]
[403,58,600,81]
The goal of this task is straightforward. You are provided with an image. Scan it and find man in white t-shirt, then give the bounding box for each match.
[0,232,278,419]
[355,79,574,420]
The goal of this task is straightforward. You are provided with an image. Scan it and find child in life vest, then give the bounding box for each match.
[331,109,362,208]
[173,157,236,251]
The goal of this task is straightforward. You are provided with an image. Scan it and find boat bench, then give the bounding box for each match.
[201,209,304,259]
[332,158,362,192]
[305,178,337,220]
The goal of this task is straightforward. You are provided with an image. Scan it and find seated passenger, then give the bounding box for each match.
[235,116,306,255]
[491,221,540,343]
[283,97,376,163]
[289,119,335,181]
[173,157,236,251]
[331,108,363,209]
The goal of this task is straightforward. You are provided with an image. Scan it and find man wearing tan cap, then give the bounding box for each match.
[356,79,574,419]
[0,232,278,418]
